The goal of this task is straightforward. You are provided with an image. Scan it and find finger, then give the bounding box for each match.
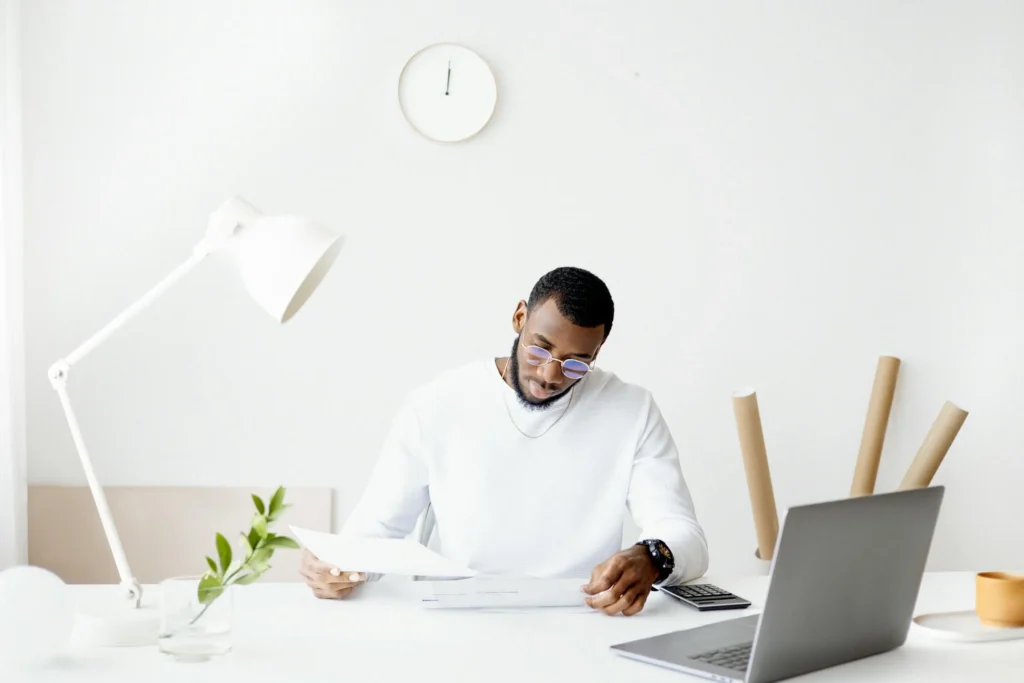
[313,585,354,600]
[300,570,319,588]
[299,564,325,588]
[303,577,364,596]
[585,589,618,610]
[329,567,365,582]
[581,561,604,592]
[312,577,364,592]
[303,549,345,576]
[602,586,641,616]
[583,558,626,595]
[302,563,365,586]
[300,563,352,585]
[331,585,355,599]
[324,571,365,585]
[622,589,650,617]
[585,578,629,610]
[313,581,357,599]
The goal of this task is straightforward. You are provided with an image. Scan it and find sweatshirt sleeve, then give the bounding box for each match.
[625,393,709,585]
[340,393,430,543]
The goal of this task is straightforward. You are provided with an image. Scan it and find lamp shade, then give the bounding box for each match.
[210,197,343,322]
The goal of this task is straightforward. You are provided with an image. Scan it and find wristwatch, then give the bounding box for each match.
[636,539,675,584]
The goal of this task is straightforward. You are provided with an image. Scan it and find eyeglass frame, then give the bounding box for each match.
[519,340,595,379]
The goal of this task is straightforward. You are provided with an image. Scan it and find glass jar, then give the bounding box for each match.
[157,576,233,661]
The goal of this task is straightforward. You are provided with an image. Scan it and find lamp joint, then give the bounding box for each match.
[124,578,143,608]
[48,360,71,388]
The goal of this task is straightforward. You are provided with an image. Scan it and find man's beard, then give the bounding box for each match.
[507,335,568,411]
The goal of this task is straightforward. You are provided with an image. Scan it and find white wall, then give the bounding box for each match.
[21,0,1024,577]
[0,0,26,570]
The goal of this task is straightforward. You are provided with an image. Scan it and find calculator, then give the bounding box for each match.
[654,582,752,611]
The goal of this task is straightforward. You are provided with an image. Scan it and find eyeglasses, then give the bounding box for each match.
[521,342,593,380]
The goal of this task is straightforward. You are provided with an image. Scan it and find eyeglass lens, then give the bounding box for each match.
[524,346,590,379]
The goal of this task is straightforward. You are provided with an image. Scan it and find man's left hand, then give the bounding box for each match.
[582,545,660,616]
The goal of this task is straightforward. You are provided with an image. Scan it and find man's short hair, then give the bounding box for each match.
[527,266,614,340]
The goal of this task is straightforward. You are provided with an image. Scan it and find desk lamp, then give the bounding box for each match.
[45,197,342,645]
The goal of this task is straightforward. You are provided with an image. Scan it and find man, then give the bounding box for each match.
[300,267,709,616]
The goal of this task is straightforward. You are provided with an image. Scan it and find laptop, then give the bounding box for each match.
[611,486,944,683]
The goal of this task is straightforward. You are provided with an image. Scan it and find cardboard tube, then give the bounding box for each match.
[850,356,901,496]
[732,388,780,560]
[898,401,968,490]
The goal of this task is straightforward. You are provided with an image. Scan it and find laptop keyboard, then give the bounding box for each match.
[691,642,753,671]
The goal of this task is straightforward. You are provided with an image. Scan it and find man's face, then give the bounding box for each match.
[509,298,605,408]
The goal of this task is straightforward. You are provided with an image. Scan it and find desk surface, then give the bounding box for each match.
[18,571,1024,682]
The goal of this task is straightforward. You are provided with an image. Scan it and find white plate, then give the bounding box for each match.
[912,610,1024,642]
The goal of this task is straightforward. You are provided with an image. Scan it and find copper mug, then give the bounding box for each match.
[976,572,1024,627]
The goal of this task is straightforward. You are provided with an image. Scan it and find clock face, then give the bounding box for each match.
[398,44,497,143]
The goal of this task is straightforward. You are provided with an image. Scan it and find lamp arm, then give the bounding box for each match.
[47,244,212,608]
[64,247,211,367]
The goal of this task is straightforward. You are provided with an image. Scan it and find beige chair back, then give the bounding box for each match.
[28,485,331,584]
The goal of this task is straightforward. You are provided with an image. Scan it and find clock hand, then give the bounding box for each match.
[446,61,451,96]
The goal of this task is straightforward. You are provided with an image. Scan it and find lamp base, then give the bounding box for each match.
[72,604,160,648]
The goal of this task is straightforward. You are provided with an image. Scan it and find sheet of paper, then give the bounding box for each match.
[420,578,591,610]
[290,526,477,578]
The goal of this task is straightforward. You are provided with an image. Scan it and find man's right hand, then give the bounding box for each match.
[299,548,366,599]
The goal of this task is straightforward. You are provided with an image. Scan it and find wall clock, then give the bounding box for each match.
[398,43,497,143]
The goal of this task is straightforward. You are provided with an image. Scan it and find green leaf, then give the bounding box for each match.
[262,535,300,550]
[234,571,262,585]
[205,556,219,576]
[268,486,286,517]
[252,494,265,515]
[247,527,261,552]
[268,503,292,523]
[250,547,273,567]
[240,531,254,560]
[252,513,268,539]
[215,532,232,574]
[197,574,224,605]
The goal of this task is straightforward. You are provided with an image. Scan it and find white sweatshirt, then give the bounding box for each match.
[341,358,709,585]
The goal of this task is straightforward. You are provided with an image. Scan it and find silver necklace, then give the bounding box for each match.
[500,358,576,439]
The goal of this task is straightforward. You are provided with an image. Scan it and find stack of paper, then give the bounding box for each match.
[421,578,591,611]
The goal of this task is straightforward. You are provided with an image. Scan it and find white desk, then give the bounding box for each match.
[17,571,1024,682]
